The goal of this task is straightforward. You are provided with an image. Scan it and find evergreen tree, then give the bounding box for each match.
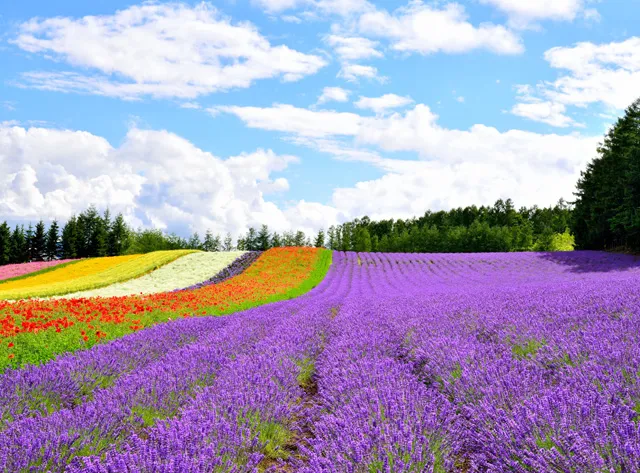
[245,228,258,251]
[188,232,203,250]
[24,224,34,262]
[327,226,336,250]
[294,230,306,247]
[61,217,78,259]
[109,214,130,256]
[10,225,27,263]
[573,98,640,250]
[45,220,60,260]
[223,232,234,251]
[31,221,47,261]
[0,222,11,265]
[271,232,282,248]
[314,229,325,248]
[257,225,271,251]
[203,230,218,252]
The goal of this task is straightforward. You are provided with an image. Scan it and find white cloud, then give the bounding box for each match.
[511,101,575,127]
[512,37,640,126]
[11,3,326,100]
[281,15,302,23]
[0,124,309,237]
[325,34,382,61]
[456,96,465,103]
[218,102,600,218]
[338,63,383,82]
[541,37,640,109]
[478,0,588,28]
[354,94,413,114]
[358,2,523,55]
[212,104,361,137]
[253,0,371,16]
[318,86,351,104]
[180,102,201,110]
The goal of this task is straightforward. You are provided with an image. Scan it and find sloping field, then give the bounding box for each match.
[0,247,330,370]
[0,250,194,301]
[54,251,247,299]
[1,251,639,471]
[0,260,77,283]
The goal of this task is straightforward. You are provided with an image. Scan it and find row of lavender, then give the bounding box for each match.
[2,250,640,471]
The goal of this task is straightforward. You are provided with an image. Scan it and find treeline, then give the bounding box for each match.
[0,198,577,266]
[324,199,574,253]
[0,206,318,266]
[573,98,640,251]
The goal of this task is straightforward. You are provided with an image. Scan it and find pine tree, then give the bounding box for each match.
[0,222,11,265]
[25,224,34,262]
[573,98,640,250]
[203,230,216,252]
[327,226,336,250]
[314,229,325,248]
[109,214,130,256]
[257,225,271,251]
[32,220,47,261]
[294,230,306,247]
[10,225,27,263]
[45,221,60,260]
[245,228,258,251]
[61,217,79,259]
[271,232,282,248]
[223,232,233,251]
[188,232,203,250]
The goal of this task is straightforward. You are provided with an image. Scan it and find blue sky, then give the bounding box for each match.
[0,0,638,237]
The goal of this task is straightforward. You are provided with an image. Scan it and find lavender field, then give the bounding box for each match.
[2,251,640,472]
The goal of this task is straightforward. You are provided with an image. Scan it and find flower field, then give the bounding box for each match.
[0,250,194,301]
[0,247,330,371]
[0,259,77,282]
[54,251,248,299]
[2,250,640,471]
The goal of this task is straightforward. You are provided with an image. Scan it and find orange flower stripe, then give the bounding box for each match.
[0,247,322,339]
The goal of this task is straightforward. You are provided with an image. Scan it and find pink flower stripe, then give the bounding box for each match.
[0,260,76,282]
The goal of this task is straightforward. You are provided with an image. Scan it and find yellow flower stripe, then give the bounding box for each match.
[0,250,196,300]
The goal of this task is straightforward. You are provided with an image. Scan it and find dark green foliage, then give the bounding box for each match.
[202,230,221,252]
[108,214,130,256]
[314,229,325,248]
[31,221,46,261]
[0,222,11,265]
[61,216,79,259]
[573,98,640,250]
[326,199,573,253]
[45,221,60,261]
[223,232,234,251]
[257,225,271,251]
[187,232,203,250]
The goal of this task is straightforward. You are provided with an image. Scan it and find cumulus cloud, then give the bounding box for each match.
[218,102,600,219]
[512,37,640,126]
[317,87,351,105]
[253,0,371,16]
[354,94,414,114]
[0,124,308,237]
[511,101,575,127]
[325,34,383,61]
[358,2,523,55]
[337,63,383,82]
[478,0,589,28]
[11,2,326,100]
